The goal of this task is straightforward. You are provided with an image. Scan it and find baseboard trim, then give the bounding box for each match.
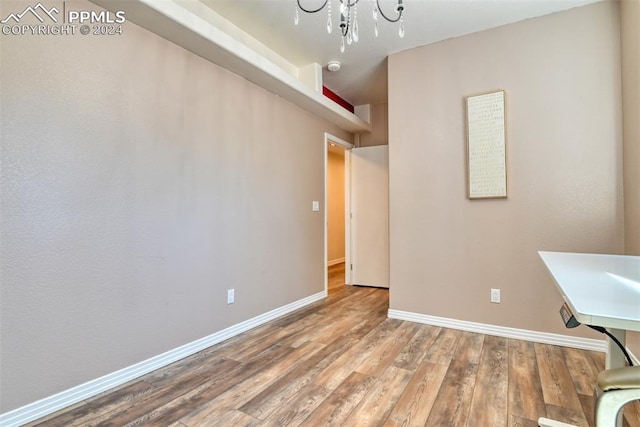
[327,257,345,267]
[0,290,327,427]
[388,309,607,353]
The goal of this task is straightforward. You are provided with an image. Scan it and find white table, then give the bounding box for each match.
[537,251,640,427]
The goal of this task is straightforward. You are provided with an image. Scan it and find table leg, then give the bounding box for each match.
[602,329,626,427]
[605,328,626,369]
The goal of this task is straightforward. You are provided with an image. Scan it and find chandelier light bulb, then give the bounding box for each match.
[353,19,359,42]
[352,6,359,42]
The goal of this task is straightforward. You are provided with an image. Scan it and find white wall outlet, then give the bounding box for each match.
[227,289,235,305]
[312,201,320,212]
[491,288,501,303]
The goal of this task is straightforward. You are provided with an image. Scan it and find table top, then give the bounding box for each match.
[538,251,640,331]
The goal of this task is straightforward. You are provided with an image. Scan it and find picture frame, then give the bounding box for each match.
[465,90,507,199]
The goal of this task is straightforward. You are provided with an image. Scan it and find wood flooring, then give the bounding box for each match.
[29,264,640,427]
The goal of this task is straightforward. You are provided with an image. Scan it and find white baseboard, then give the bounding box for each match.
[388,309,607,353]
[327,257,345,267]
[0,290,327,427]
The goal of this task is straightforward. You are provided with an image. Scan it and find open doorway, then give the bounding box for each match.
[327,143,346,291]
[324,133,353,293]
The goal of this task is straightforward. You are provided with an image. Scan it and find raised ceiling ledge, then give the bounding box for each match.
[90,0,371,134]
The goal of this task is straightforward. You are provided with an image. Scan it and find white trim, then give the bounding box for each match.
[388,309,607,352]
[324,136,328,294]
[0,291,327,427]
[629,348,640,366]
[328,257,345,267]
[345,149,352,285]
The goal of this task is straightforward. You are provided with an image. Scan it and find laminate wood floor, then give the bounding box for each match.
[29,264,639,427]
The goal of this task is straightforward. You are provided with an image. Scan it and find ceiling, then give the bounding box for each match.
[202,0,599,106]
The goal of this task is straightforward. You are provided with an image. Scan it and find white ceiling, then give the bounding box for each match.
[202,0,600,106]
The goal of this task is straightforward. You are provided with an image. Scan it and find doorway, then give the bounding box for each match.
[324,134,390,292]
[324,133,353,293]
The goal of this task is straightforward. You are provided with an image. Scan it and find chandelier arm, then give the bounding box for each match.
[345,0,362,7]
[296,0,329,14]
[376,0,403,23]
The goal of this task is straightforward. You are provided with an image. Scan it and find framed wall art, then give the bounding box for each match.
[465,90,507,199]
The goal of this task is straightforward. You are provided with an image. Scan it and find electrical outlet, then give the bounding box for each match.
[491,288,501,303]
[227,289,235,304]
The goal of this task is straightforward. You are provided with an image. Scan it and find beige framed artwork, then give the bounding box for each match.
[465,90,507,199]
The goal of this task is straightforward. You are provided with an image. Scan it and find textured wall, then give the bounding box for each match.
[0,0,351,412]
[388,2,624,337]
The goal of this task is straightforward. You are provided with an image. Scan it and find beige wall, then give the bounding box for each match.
[0,0,351,413]
[327,149,346,263]
[621,0,640,358]
[388,2,624,338]
[359,103,389,147]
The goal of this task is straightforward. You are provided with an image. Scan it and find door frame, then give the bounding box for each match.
[324,132,354,293]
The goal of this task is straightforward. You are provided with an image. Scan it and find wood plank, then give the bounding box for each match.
[198,409,261,427]
[535,343,584,411]
[239,335,356,420]
[225,324,302,361]
[22,401,91,427]
[355,321,421,377]
[383,361,448,427]
[467,335,508,427]
[311,311,373,345]
[258,382,331,427]
[90,345,278,426]
[423,327,462,365]
[562,346,601,396]
[392,325,441,371]
[177,341,325,426]
[300,372,377,426]
[508,339,547,421]
[424,357,479,426]
[509,415,540,427]
[578,393,595,427]
[453,331,486,364]
[342,366,415,426]
[623,400,640,427]
[313,319,402,390]
[282,311,359,348]
[545,403,589,426]
[87,358,243,426]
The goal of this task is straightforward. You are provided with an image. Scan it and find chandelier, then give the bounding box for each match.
[294,0,405,53]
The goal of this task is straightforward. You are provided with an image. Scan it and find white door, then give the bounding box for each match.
[350,145,389,288]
